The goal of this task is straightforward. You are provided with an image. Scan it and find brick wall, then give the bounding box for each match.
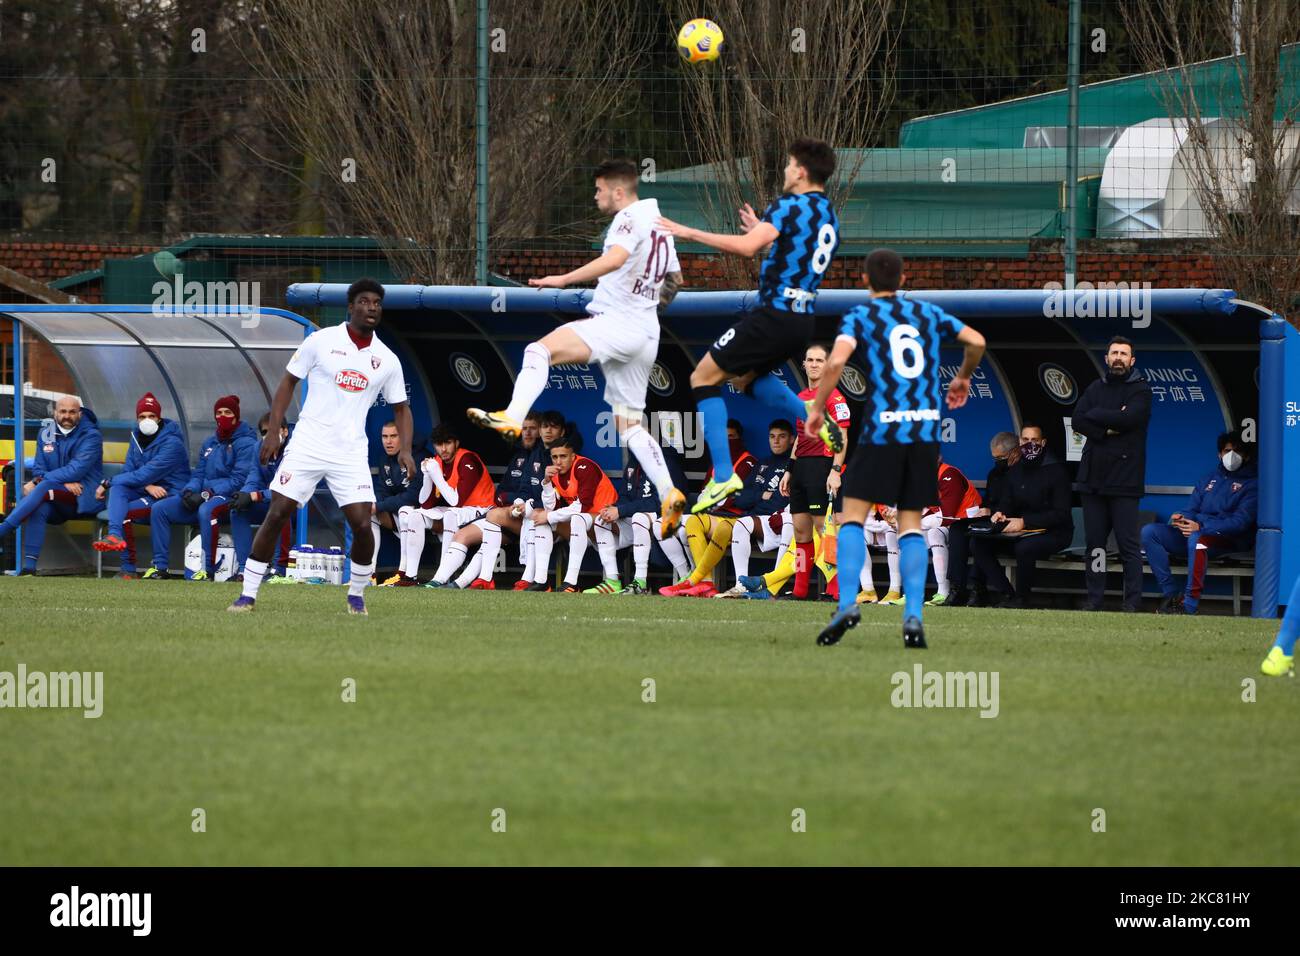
[490,240,1224,292]
[0,238,1226,302]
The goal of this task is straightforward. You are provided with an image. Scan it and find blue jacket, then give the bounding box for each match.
[31,408,103,514]
[111,419,191,496]
[371,439,431,513]
[616,445,689,518]
[1181,460,1258,539]
[183,421,258,499]
[499,441,549,504]
[241,426,295,497]
[732,452,792,516]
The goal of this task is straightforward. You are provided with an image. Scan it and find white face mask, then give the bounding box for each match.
[138,417,160,437]
[57,423,75,436]
[1222,450,1243,472]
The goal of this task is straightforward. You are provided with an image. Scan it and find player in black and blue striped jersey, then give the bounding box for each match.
[657,138,843,515]
[804,249,986,650]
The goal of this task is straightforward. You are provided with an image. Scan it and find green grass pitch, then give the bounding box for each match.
[1,577,1296,866]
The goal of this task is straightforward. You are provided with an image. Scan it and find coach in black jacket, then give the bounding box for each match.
[1071,336,1152,611]
[969,438,1073,608]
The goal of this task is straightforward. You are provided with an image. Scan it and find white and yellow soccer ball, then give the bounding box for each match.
[676,18,724,64]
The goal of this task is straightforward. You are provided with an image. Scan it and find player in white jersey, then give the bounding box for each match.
[468,158,689,540]
[229,278,414,616]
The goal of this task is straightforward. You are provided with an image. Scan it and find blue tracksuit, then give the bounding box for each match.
[1142,461,1258,611]
[616,445,689,518]
[226,429,297,572]
[497,441,549,505]
[150,422,258,573]
[1,409,103,571]
[731,453,792,517]
[372,439,431,515]
[103,419,191,572]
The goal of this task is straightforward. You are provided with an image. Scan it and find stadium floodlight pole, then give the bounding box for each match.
[475,0,489,287]
[1064,0,1081,291]
[11,317,22,572]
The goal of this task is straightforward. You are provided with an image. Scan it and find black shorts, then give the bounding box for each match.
[842,442,939,512]
[788,456,834,515]
[709,307,839,378]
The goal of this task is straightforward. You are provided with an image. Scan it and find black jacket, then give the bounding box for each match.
[989,451,1073,534]
[984,458,1011,509]
[1071,367,1152,497]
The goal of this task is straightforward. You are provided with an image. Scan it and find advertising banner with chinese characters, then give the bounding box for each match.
[1129,355,1229,495]
[936,350,1017,484]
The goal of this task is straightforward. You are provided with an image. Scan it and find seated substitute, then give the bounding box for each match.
[393,424,495,584]
[947,431,1018,607]
[1142,431,1258,615]
[370,419,431,554]
[227,412,295,580]
[922,452,982,606]
[0,394,103,575]
[145,395,257,580]
[406,411,557,590]
[92,391,190,579]
[523,434,619,592]
[969,426,1072,608]
[659,419,757,597]
[587,436,692,594]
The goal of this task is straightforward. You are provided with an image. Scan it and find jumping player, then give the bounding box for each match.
[228,278,414,615]
[657,137,844,514]
[805,249,986,648]
[468,158,687,539]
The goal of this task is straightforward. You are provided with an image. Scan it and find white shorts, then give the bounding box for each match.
[272,443,374,507]
[566,313,659,416]
[401,505,485,532]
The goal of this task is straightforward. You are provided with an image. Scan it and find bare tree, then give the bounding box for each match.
[666,0,899,286]
[1122,0,1300,324]
[246,0,646,283]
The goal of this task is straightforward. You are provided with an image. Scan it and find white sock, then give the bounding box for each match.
[478,521,504,583]
[505,341,551,425]
[860,553,876,593]
[927,526,949,596]
[886,532,900,591]
[595,522,620,581]
[566,518,590,586]
[624,425,674,500]
[532,524,554,583]
[371,516,383,553]
[440,525,456,564]
[348,559,375,598]
[631,513,651,581]
[434,541,468,584]
[242,557,268,599]
[731,516,754,578]
[521,527,535,582]
[456,551,483,588]
[658,531,690,580]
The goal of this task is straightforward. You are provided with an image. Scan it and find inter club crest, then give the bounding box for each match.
[279,472,292,485]
[371,356,382,370]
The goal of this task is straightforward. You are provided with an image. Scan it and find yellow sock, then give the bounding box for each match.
[689,517,735,584]
[764,537,799,592]
[685,514,711,569]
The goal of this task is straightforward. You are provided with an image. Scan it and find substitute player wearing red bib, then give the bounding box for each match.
[229,278,413,616]
[524,435,619,592]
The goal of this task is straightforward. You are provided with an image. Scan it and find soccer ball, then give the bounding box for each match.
[677,18,724,63]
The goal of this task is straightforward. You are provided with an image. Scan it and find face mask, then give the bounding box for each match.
[1222,450,1243,472]
[57,423,75,436]
[1020,441,1044,463]
[216,417,238,440]
[138,418,159,437]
